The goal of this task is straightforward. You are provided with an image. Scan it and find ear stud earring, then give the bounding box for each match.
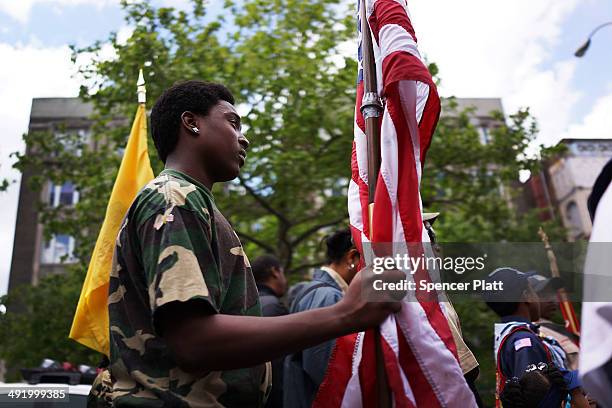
[192,127,199,133]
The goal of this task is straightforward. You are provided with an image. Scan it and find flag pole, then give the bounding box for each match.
[359,0,391,406]
[137,68,146,104]
[538,227,581,338]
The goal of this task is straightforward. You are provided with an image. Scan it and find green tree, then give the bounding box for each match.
[424,99,565,242]
[0,163,15,192]
[0,270,99,381]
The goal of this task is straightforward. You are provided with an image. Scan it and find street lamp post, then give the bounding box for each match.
[575,21,612,57]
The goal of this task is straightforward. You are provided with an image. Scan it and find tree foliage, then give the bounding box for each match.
[425,100,566,242]
[0,270,99,381]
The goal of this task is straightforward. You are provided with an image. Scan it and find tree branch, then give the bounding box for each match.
[427,197,467,205]
[235,230,276,254]
[316,133,341,155]
[289,260,324,275]
[237,175,290,225]
[290,216,346,247]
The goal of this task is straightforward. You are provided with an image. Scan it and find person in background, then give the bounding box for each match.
[252,254,289,408]
[485,267,588,406]
[252,254,289,318]
[284,228,360,408]
[529,273,580,370]
[423,212,483,407]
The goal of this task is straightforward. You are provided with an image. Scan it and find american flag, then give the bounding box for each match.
[312,0,477,406]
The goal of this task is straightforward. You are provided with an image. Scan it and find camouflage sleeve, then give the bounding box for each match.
[138,205,221,325]
[87,369,113,408]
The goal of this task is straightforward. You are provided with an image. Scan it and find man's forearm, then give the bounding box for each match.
[168,303,354,372]
[163,267,403,373]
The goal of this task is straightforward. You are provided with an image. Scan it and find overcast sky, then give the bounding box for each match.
[1,0,611,295]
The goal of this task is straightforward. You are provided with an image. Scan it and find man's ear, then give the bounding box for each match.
[180,111,200,135]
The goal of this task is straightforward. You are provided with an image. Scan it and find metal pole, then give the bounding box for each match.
[586,21,612,40]
[575,21,612,57]
[360,8,382,204]
[538,227,581,338]
[359,1,390,406]
[137,68,146,104]
[539,170,556,221]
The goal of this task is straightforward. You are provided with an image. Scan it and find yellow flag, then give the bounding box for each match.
[69,102,154,356]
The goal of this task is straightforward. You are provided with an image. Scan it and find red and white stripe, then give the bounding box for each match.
[314,1,476,406]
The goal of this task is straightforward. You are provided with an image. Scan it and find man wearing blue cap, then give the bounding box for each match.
[484,267,588,406]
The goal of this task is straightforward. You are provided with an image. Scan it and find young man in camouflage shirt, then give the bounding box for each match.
[90,81,402,407]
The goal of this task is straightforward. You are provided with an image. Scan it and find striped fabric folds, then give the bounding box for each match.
[313,1,477,406]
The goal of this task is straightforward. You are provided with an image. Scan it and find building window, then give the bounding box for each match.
[41,234,76,264]
[478,126,490,145]
[55,128,90,157]
[48,181,79,207]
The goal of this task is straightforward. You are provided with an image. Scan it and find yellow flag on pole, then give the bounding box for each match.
[69,70,154,356]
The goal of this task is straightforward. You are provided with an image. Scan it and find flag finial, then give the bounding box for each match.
[137,68,146,104]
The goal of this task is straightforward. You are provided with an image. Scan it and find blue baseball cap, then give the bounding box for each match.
[483,267,536,302]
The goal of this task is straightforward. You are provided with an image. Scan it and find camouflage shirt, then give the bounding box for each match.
[104,169,271,407]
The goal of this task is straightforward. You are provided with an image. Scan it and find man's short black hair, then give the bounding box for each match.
[150,80,235,163]
[252,254,282,283]
[486,301,520,317]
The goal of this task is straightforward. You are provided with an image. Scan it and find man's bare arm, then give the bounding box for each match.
[160,303,354,372]
[159,268,404,373]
